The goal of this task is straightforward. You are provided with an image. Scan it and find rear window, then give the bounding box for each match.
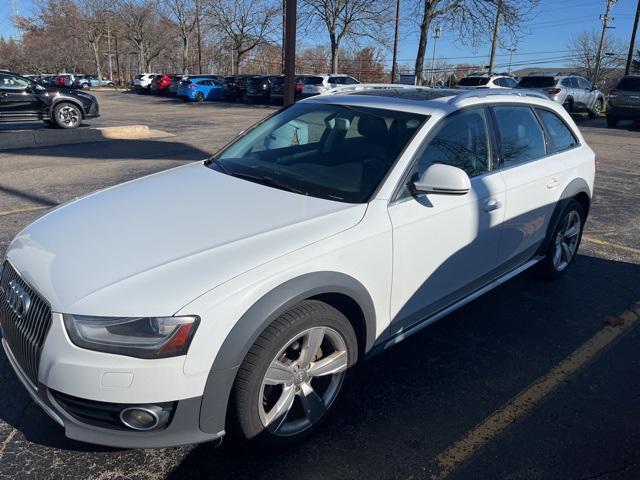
[458,77,489,86]
[304,77,325,85]
[617,77,640,91]
[271,77,284,85]
[518,76,556,88]
[249,77,264,85]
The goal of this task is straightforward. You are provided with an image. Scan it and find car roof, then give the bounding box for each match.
[301,85,557,116]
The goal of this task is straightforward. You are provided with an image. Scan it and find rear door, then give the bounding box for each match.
[0,73,44,121]
[492,105,568,269]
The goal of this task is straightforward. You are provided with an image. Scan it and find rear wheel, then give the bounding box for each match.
[563,98,574,113]
[195,92,205,102]
[537,199,585,279]
[53,102,82,129]
[230,300,357,447]
[588,99,602,119]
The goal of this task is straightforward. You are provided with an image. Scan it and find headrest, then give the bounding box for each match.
[357,115,388,140]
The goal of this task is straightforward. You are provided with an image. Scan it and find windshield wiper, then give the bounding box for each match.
[230,172,306,195]
[205,157,233,175]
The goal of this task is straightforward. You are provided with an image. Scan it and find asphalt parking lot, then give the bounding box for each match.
[1,91,639,480]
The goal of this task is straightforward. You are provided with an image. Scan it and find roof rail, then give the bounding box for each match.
[321,83,428,95]
[449,88,548,105]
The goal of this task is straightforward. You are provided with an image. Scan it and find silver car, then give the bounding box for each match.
[518,74,605,119]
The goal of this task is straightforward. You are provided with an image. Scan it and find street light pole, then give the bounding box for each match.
[283,0,297,106]
[429,24,441,87]
[506,46,516,74]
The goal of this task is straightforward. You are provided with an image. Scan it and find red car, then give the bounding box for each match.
[154,74,181,95]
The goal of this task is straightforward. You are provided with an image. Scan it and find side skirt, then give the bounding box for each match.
[368,255,544,357]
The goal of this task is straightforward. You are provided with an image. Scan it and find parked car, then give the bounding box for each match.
[173,74,223,97]
[222,75,251,101]
[606,75,640,127]
[0,86,594,449]
[246,75,272,102]
[268,75,285,103]
[54,74,76,88]
[178,77,224,102]
[153,74,181,95]
[74,75,115,89]
[301,74,359,96]
[457,74,518,89]
[0,71,99,128]
[517,74,605,119]
[133,73,158,93]
[148,74,162,94]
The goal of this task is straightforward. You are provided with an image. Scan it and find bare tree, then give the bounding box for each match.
[568,30,626,87]
[412,0,539,84]
[78,0,110,81]
[117,0,165,72]
[162,0,197,74]
[203,0,279,75]
[300,0,394,74]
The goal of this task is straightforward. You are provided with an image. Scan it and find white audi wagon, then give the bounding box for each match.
[1,85,594,448]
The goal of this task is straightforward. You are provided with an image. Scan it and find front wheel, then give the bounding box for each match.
[230,300,358,447]
[53,102,82,129]
[537,199,585,279]
[195,92,205,102]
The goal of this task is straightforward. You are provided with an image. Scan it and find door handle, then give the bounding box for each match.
[483,199,502,212]
[547,177,559,189]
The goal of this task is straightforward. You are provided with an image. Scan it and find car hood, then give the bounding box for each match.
[6,162,367,316]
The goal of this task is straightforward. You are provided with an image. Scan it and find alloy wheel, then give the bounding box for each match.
[57,106,80,127]
[258,326,348,436]
[553,210,581,271]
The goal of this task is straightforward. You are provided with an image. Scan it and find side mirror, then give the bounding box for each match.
[412,163,471,196]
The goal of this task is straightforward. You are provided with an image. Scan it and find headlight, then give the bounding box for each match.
[63,315,199,359]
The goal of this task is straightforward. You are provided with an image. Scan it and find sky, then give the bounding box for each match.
[1,0,638,71]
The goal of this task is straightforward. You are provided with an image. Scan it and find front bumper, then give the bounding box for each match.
[2,338,224,448]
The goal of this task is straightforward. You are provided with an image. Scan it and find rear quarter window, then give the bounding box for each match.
[535,109,578,153]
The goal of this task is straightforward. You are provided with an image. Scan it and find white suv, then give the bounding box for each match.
[458,74,519,89]
[1,86,594,448]
[301,74,359,96]
[133,73,158,92]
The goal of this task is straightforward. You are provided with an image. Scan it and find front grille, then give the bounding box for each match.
[0,261,52,386]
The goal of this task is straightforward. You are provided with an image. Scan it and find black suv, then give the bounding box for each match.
[0,71,99,128]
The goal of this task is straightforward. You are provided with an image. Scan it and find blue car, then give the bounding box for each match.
[178,77,224,102]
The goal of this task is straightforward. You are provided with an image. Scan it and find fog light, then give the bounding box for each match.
[120,406,167,431]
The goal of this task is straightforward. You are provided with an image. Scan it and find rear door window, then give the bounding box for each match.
[492,106,546,167]
[535,109,578,153]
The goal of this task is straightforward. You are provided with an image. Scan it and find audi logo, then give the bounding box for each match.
[2,280,31,319]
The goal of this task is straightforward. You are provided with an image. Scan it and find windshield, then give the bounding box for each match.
[304,77,325,85]
[208,103,427,203]
[518,76,557,88]
[459,77,489,86]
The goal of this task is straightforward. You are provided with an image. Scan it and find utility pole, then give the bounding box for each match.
[429,24,441,86]
[506,46,516,73]
[488,0,503,75]
[106,23,114,81]
[594,0,617,86]
[390,0,401,83]
[195,0,203,74]
[283,0,297,106]
[625,0,640,74]
[282,0,286,73]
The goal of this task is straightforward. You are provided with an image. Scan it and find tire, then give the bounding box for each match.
[53,102,82,129]
[536,199,585,280]
[588,99,602,119]
[230,300,358,447]
[563,98,574,113]
[607,115,619,128]
[195,92,205,102]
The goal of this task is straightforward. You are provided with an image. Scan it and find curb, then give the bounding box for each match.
[0,125,173,151]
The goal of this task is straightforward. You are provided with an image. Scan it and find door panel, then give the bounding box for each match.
[493,105,567,267]
[387,107,505,337]
[0,74,43,120]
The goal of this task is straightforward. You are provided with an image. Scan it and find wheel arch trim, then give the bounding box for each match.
[198,271,376,433]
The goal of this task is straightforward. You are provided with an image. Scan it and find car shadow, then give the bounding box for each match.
[572,115,640,132]
[162,253,640,480]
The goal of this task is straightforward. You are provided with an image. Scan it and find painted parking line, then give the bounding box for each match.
[431,307,640,480]
[582,235,640,256]
[0,206,49,218]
